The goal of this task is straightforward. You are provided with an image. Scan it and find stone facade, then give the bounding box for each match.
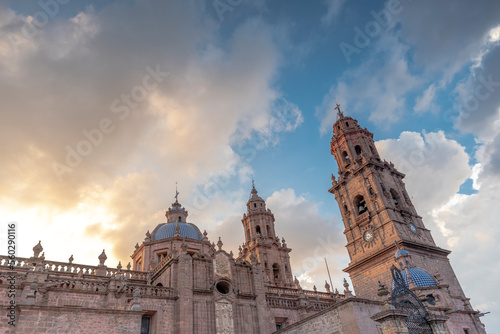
[0,110,487,333]
[0,193,342,334]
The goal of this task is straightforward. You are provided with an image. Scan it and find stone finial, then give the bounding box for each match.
[127,262,131,271]
[335,288,339,294]
[325,280,331,293]
[68,255,74,264]
[117,261,122,271]
[203,230,208,237]
[145,230,151,242]
[33,240,43,258]
[331,173,337,186]
[343,278,352,297]
[294,276,301,289]
[281,237,287,248]
[377,280,389,297]
[313,285,317,292]
[98,249,107,266]
[174,221,180,237]
[135,243,139,251]
[217,237,223,251]
[40,252,45,261]
[238,245,242,256]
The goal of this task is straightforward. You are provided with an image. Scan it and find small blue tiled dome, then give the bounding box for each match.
[395,249,409,259]
[394,268,437,288]
[153,223,201,241]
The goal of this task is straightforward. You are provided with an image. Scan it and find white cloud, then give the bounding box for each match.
[321,0,347,26]
[0,2,302,263]
[317,33,420,133]
[376,131,471,215]
[376,130,499,329]
[413,83,438,114]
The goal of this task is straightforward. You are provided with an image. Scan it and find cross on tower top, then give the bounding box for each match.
[334,103,344,118]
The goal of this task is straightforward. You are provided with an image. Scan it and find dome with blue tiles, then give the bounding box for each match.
[152,189,203,241]
[152,222,202,241]
[393,268,437,288]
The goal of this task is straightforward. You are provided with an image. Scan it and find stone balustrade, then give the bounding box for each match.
[266,286,300,296]
[150,254,173,278]
[266,297,298,308]
[41,279,175,298]
[0,255,147,280]
[121,284,176,298]
[266,285,340,299]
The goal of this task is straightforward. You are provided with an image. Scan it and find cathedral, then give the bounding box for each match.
[0,112,487,333]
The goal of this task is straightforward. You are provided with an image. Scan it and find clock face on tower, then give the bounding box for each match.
[363,230,374,242]
[409,223,417,234]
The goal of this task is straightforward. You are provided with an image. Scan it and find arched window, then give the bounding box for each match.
[345,121,349,127]
[390,189,399,206]
[156,283,163,287]
[256,225,261,234]
[254,203,257,208]
[355,145,362,155]
[266,225,271,236]
[272,263,280,279]
[354,195,368,215]
[342,151,350,164]
[178,216,181,222]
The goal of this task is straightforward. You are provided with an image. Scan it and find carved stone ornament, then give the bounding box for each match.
[98,249,107,266]
[33,240,43,258]
[215,301,235,334]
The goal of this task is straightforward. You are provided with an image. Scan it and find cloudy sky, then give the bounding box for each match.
[1,0,499,330]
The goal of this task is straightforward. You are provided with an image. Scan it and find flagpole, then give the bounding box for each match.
[324,258,334,292]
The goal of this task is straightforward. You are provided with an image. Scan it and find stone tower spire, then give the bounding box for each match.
[165,185,188,223]
[328,108,466,301]
[237,182,294,287]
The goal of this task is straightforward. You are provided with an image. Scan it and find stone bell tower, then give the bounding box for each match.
[328,105,467,302]
[236,181,294,287]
